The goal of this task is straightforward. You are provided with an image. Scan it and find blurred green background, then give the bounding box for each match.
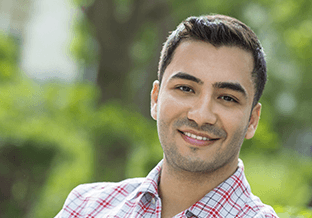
[0,0,312,217]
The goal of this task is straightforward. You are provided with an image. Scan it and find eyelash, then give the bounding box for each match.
[176,85,194,93]
[175,86,239,103]
[219,95,238,103]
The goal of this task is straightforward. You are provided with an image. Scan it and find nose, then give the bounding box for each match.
[187,96,217,127]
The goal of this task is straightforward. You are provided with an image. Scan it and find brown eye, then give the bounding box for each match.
[177,86,194,93]
[220,95,238,103]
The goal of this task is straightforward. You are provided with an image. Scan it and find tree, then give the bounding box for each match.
[1,0,312,217]
[77,0,172,117]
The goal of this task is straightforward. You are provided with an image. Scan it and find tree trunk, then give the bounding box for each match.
[85,0,171,110]
[83,0,171,182]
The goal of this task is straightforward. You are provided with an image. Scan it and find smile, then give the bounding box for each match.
[183,132,210,141]
[178,130,219,147]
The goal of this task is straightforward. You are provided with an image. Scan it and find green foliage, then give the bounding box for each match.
[113,0,134,22]
[242,152,312,207]
[275,205,312,218]
[0,36,160,215]
[0,80,95,217]
[70,15,99,65]
[131,22,159,64]
[71,0,95,8]
[1,0,312,217]
[0,31,18,82]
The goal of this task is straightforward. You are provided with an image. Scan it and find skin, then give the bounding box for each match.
[150,40,261,217]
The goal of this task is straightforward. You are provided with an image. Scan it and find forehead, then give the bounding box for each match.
[162,40,255,99]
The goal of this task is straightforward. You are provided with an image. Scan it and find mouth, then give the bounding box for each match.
[178,130,219,146]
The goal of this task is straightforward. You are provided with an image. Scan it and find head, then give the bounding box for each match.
[151,14,265,175]
[158,14,266,108]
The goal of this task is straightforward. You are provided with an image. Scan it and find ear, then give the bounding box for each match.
[245,103,261,139]
[150,80,159,120]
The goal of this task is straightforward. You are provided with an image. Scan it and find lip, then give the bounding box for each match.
[178,130,219,147]
[179,129,218,140]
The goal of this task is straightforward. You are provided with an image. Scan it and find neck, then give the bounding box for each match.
[158,159,238,218]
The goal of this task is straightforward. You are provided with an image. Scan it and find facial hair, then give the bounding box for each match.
[158,117,248,174]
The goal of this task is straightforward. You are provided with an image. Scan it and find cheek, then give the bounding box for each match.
[219,108,249,133]
[157,95,188,121]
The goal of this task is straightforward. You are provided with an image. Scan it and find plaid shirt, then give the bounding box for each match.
[55,159,278,218]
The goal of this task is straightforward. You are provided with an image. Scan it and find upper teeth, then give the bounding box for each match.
[184,132,210,141]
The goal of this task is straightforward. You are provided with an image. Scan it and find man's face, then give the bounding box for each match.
[151,40,261,173]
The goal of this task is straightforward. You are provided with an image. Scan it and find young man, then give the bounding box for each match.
[56,15,278,218]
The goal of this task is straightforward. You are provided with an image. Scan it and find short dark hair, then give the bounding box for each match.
[158,14,267,108]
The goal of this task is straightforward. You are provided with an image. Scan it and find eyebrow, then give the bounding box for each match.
[169,72,247,97]
[170,72,203,84]
[213,82,247,97]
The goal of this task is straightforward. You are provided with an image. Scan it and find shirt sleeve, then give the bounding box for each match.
[253,209,279,218]
[54,184,90,218]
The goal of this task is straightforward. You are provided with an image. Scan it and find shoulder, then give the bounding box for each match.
[252,207,279,218]
[238,194,278,218]
[232,160,278,217]
[55,178,144,218]
[70,177,144,198]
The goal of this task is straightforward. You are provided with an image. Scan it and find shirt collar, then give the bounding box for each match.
[188,159,251,218]
[131,159,163,199]
[131,159,250,218]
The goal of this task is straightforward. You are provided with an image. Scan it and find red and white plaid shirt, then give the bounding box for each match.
[55,159,278,218]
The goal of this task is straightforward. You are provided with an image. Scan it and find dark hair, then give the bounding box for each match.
[158,14,267,107]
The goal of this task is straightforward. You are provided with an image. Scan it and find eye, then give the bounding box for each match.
[219,95,238,103]
[176,85,194,93]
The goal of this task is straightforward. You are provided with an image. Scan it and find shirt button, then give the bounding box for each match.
[151,197,156,204]
[186,210,196,217]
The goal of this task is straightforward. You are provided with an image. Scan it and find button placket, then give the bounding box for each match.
[185,210,197,218]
